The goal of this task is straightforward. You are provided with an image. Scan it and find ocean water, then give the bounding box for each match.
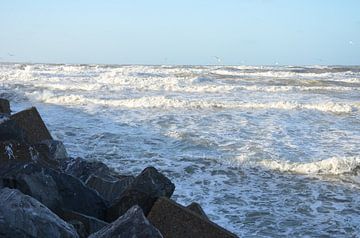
[1,63,360,237]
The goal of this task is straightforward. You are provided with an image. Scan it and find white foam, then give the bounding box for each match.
[234,155,360,175]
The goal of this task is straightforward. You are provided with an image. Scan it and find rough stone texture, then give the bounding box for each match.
[10,107,52,144]
[106,167,175,222]
[147,197,238,238]
[0,162,107,220]
[186,202,209,220]
[0,187,79,238]
[60,209,108,236]
[34,139,68,162]
[0,140,36,162]
[0,119,28,143]
[85,174,134,203]
[0,98,10,115]
[62,157,121,182]
[89,205,163,238]
[68,220,87,238]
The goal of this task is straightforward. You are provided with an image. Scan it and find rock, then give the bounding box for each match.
[85,174,134,203]
[147,197,238,238]
[68,220,87,238]
[0,140,38,163]
[0,187,79,238]
[186,202,209,220]
[10,107,52,144]
[0,162,107,220]
[60,209,108,236]
[0,119,28,143]
[0,98,10,115]
[106,167,175,222]
[34,139,68,162]
[62,157,121,182]
[89,205,163,238]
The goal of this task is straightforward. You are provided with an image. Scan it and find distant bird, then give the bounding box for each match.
[349,40,354,45]
[7,53,14,57]
[213,56,222,63]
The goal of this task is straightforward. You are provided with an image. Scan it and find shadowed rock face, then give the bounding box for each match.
[85,174,134,204]
[186,202,209,220]
[106,167,175,222]
[0,119,28,143]
[89,205,163,238]
[59,210,108,238]
[0,98,10,115]
[0,162,107,220]
[10,107,52,144]
[0,187,79,238]
[147,197,238,238]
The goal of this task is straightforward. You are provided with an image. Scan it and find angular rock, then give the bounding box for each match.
[60,209,108,236]
[147,197,238,238]
[62,157,121,182]
[106,167,175,222]
[85,174,134,203]
[0,119,28,143]
[10,107,52,144]
[0,162,107,220]
[0,187,79,238]
[0,98,10,115]
[89,205,163,238]
[186,202,209,220]
[34,139,68,162]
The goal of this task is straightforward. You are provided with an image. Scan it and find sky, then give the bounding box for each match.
[0,0,359,65]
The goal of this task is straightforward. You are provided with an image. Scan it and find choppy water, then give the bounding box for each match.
[1,63,360,237]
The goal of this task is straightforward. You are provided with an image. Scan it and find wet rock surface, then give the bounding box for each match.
[0,187,79,238]
[147,197,238,238]
[106,166,175,222]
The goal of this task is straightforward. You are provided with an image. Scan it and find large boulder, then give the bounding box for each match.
[0,187,79,238]
[62,157,121,182]
[0,98,10,115]
[147,197,238,238]
[0,162,107,220]
[89,205,163,238]
[85,174,134,203]
[106,167,175,222]
[10,107,53,144]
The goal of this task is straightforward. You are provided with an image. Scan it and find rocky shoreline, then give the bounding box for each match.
[0,98,238,238]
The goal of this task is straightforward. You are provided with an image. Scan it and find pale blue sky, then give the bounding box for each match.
[0,0,359,65]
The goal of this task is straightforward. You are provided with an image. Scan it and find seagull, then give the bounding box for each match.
[213,56,222,63]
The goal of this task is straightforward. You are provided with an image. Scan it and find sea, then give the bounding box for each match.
[1,63,359,237]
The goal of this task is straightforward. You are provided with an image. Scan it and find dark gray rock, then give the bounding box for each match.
[10,107,53,144]
[68,220,87,238]
[0,140,37,163]
[186,202,209,220]
[85,174,134,203]
[0,162,107,220]
[106,167,175,222]
[62,157,121,182]
[60,209,108,237]
[89,205,163,238]
[0,119,28,143]
[147,197,238,238]
[34,139,68,162]
[0,98,10,115]
[0,187,79,238]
